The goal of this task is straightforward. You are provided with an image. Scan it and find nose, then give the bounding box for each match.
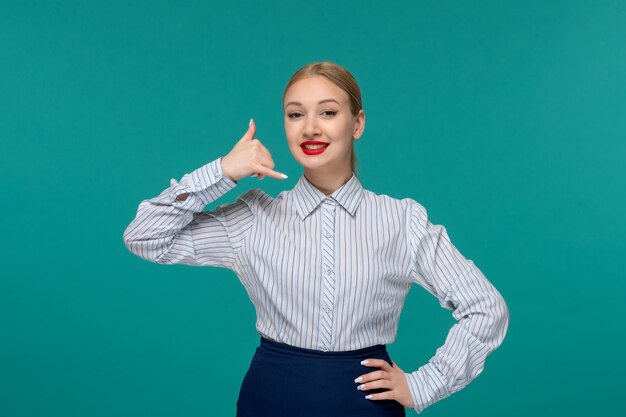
[303,116,321,139]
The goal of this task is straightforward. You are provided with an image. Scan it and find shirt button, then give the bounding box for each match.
[326,268,332,275]
[324,307,331,314]
[195,181,202,187]
[325,232,331,238]
[320,345,329,352]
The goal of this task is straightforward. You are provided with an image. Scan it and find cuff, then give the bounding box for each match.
[404,363,450,414]
[170,157,238,207]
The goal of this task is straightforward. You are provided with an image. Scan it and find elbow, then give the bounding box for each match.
[122,224,138,255]
[122,225,162,263]
[122,226,142,259]
[490,292,510,348]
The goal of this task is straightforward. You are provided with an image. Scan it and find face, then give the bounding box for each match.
[283,76,365,175]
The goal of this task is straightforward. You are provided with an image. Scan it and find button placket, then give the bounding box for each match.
[319,198,336,352]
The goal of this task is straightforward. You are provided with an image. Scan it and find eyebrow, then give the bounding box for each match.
[284,98,340,107]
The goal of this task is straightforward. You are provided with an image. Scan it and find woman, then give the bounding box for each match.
[123,61,510,416]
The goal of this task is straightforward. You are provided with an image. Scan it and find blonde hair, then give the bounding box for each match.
[283,61,363,176]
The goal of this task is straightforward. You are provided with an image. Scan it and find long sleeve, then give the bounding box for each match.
[404,200,510,414]
[122,157,255,269]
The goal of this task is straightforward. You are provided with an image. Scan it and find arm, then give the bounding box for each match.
[404,200,510,414]
[122,118,288,268]
[122,156,254,269]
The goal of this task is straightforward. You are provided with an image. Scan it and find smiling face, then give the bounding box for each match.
[283,76,364,178]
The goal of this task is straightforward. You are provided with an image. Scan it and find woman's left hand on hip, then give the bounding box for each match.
[354,358,415,409]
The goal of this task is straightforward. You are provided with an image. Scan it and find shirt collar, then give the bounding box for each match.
[292,172,364,220]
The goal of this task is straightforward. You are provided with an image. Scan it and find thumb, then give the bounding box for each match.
[239,118,256,142]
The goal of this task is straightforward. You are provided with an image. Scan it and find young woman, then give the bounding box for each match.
[123,61,510,416]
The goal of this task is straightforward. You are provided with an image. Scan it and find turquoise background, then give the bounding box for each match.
[2,1,625,416]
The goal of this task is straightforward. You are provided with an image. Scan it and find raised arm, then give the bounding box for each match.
[404,200,510,414]
[122,119,288,268]
[122,156,244,267]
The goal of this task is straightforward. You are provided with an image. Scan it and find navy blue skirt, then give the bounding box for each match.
[236,336,406,417]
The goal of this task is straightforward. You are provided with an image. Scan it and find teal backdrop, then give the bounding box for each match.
[1,1,625,416]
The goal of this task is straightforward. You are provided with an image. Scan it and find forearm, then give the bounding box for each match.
[122,157,237,263]
[405,263,510,414]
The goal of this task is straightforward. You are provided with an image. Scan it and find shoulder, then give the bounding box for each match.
[361,187,432,229]
[361,187,422,213]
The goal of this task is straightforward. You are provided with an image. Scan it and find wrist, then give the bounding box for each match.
[220,156,238,183]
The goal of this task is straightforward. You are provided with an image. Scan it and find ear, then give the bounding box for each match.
[353,109,365,140]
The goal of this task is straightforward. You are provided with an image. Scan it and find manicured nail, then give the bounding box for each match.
[280,173,288,179]
[354,376,363,383]
[365,394,373,400]
[249,118,253,125]
[357,385,365,390]
[360,360,369,365]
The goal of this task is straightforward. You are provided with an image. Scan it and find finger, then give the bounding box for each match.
[365,391,395,401]
[250,139,275,180]
[254,164,288,180]
[361,358,393,371]
[355,369,388,383]
[259,146,276,169]
[357,379,391,391]
[239,118,256,143]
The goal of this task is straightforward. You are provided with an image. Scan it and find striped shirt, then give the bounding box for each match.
[122,156,510,414]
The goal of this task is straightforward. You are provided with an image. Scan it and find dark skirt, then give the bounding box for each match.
[236,336,406,417]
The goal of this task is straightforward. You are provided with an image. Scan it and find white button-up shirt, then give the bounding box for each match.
[123,157,510,414]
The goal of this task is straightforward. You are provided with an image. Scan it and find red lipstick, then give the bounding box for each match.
[301,141,329,155]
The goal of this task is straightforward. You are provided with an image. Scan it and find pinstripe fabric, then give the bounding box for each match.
[320,198,336,351]
[123,156,510,414]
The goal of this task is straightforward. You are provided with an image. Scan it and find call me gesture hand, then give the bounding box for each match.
[355,359,416,409]
[221,119,289,182]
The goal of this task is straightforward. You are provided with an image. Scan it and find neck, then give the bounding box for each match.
[304,166,353,196]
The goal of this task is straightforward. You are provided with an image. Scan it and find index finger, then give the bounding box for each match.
[254,164,288,180]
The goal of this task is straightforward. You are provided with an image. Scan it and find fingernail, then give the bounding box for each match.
[365,395,372,400]
[357,385,365,390]
[249,118,253,125]
[280,173,288,179]
[360,360,369,365]
[354,376,363,383]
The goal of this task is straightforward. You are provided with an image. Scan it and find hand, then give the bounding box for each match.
[354,359,415,409]
[221,119,288,182]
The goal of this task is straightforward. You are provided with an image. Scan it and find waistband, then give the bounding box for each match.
[259,336,388,359]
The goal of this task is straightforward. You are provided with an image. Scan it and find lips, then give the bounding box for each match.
[301,141,329,155]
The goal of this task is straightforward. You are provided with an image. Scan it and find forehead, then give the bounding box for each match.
[284,76,348,106]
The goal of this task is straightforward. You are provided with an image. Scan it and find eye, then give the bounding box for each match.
[288,112,303,119]
[322,110,337,117]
